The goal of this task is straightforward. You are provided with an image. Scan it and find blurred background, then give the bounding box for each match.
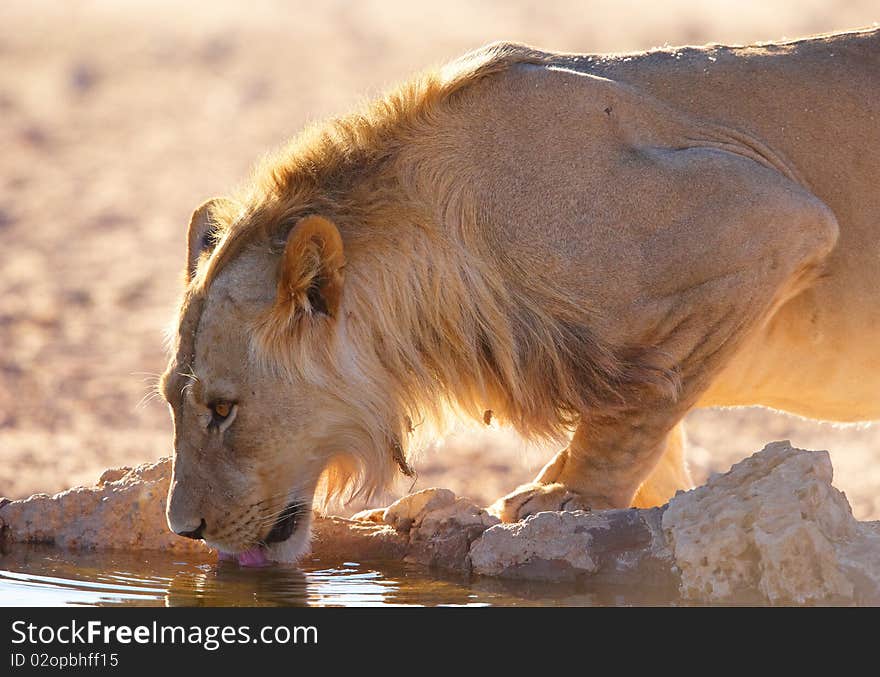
[1,0,878,519]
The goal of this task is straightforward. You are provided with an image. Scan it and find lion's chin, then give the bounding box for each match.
[216,510,314,567]
[263,509,313,563]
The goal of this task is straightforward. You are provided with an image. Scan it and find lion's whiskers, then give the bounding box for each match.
[131,371,165,411]
[135,390,163,411]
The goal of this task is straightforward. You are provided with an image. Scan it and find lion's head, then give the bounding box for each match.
[161,194,415,564]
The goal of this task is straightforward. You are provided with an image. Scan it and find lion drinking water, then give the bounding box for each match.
[160,29,879,564]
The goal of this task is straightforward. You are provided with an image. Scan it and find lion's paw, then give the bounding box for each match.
[488,482,613,523]
[350,507,387,524]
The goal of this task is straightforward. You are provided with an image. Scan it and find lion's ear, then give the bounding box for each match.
[276,215,346,319]
[185,197,236,282]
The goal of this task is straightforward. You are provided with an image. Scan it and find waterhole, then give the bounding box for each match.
[0,545,678,606]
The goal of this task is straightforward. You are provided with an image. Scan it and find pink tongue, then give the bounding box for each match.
[235,547,270,567]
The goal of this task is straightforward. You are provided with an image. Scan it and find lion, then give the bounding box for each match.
[160,28,879,564]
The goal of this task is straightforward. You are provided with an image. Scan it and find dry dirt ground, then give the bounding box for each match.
[1,1,878,520]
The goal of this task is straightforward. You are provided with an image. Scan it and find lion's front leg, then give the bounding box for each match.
[489,411,687,522]
[632,421,692,508]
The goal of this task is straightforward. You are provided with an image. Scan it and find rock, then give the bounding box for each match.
[837,522,880,604]
[406,497,499,570]
[1,441,878,604]
[663,441,880,604]
[354,487,499,570]
[97,466,131,485]
[471,510,600,579]
[309,516,407,561]
[470,507,673,584]
[0,458,206,552]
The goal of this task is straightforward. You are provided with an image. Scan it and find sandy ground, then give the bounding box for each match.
[1,1,878,520]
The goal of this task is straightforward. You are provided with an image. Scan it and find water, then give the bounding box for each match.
[0,545,678,606]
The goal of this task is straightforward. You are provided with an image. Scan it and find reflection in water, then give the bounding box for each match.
[0,545,680,607]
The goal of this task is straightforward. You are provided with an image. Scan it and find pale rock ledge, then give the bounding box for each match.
[1,441,878,604]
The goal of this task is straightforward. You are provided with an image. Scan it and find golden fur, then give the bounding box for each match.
[162,30,878,560]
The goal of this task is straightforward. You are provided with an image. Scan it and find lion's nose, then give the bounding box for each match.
[175,518,206,540]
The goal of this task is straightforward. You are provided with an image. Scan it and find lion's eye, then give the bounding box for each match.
[208,401,236,429]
